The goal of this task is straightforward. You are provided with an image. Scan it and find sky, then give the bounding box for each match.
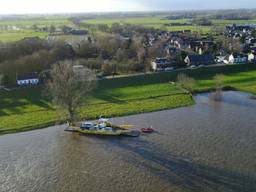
[0,0,256,14]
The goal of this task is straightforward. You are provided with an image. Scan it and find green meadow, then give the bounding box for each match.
[0,18,71,42]
[82,16,256,33]
[82,17,188,25]
[0,30,48,42]
[1,63,256,134]
[0,18,71,27]
[82,17,211,33]
[0,80,193,134]
[1,15,256,42]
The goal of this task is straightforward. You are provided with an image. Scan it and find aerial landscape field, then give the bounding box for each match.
[1,1,256,191]
[2,14,256,42]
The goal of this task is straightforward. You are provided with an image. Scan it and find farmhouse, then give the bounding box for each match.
[17,72,39,86]
[184,54,215,66]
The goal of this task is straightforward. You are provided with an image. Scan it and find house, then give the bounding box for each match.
[184,54,215,66]
[216,55,226,63]
[17,72,39,86]
[248,53,255,63]
[164,45,178,55]
[151,58,175,71]
[224,53,248,64]
[226,24,256,32]
[68,29,88,35]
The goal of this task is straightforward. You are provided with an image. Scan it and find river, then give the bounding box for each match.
[0,91,256,192]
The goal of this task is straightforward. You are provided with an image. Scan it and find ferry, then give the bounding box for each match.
[66,118,140,137]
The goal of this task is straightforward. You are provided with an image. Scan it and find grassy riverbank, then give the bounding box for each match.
[1,63,256,134]
[0,80,193,134]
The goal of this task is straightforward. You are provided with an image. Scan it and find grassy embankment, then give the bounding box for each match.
[0,77,193,134]
[1,64,256,134]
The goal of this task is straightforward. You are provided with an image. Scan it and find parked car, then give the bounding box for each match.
[190,65,197,69]
[165,67,174,71]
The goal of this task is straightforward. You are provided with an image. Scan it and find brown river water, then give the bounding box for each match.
[0,91,256,192]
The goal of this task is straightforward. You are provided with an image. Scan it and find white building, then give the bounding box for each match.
[17,73,39,86]
[248,53,255,62]
[151,58,174,71]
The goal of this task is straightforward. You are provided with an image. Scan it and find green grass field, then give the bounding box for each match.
[0,30,48,42]
[1,63,256,134]
[1,16,256,42]
[0,79,193,134]
[0,18,71,42]
[82,16,256,33]
[82,17,211,33]
[0,18,71,27]
[82,17,174,25]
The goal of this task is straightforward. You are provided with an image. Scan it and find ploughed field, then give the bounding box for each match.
[1,64,256,134]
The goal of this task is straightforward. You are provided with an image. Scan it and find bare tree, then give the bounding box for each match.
[46,60,96,123]
[176,73,195,93]
[212,74,225,101]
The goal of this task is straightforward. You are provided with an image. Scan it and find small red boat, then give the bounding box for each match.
[141,127,154,133]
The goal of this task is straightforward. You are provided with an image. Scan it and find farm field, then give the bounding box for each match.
[82,17,188,25]
[81,16,256,33]
[0,30,48,42]
[0,18,71,27]
[0,17,72,42]
[1,63,256,134]
[82,17,211,32]
[1,15,256,42]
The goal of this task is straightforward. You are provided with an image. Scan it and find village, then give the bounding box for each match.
[150,24,256,72]
[9,23,256,87]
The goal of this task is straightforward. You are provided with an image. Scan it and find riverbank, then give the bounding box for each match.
[1,63,256,135]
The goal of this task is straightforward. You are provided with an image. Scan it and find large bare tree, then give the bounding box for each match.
[46,60,96,123]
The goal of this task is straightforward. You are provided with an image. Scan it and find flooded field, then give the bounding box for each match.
[0,91,256,192]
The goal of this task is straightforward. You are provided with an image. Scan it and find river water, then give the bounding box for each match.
[0,91,256,192]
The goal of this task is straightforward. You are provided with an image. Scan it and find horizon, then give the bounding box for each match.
[0,0,256,15]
